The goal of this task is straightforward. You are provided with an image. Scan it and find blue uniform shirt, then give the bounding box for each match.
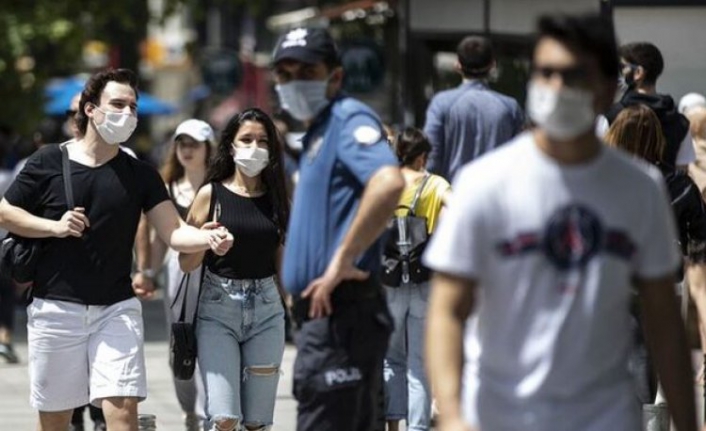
[282,95,398,295]
[423,80,524,181]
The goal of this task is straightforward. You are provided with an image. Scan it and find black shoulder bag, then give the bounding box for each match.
[169,271,200,380]
[169,185,220,380]
[381,174,432,287]
[0,143,74,287]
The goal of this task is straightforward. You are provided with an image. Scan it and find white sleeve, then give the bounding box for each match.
[595,115,609,138]
[633,172,681,279]
[423,167,488,281]
[675,131,696,166]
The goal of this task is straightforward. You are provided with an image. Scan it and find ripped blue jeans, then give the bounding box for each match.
[196,269,285,429]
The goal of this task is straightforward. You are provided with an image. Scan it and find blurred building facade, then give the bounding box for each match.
[139,0,706,139]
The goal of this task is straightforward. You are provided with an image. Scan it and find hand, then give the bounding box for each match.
[202,222,233,256]
[301,250,369,319]
[132,272,156,299]
[53,207,90,238]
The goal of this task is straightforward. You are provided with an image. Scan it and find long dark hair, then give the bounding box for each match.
[205,108,290,242]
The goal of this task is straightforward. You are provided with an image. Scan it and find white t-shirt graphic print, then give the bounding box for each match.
[424,132,680,431]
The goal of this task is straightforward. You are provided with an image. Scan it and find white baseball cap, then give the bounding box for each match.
[679,93,706,115]
[174,119,215,144]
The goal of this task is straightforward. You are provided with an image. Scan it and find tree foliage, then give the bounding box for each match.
[0,0,332,135]
[0,0,156,134]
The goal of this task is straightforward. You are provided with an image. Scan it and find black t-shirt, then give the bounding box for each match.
[4,145,169,305]
[205,183,279,279]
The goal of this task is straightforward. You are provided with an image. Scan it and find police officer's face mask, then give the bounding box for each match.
[275,76,331,122]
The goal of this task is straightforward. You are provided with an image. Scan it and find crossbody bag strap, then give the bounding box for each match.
[188,182,221,323]
[409,174,432,216]
[60,143,74,208]
[170,272,191,323]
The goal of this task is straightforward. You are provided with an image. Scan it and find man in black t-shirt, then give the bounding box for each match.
[0,69,233,431]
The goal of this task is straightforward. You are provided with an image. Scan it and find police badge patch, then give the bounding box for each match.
[353,126,381,146]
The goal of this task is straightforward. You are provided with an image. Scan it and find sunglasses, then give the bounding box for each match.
[65,109,78,118]
[531,65,588,87]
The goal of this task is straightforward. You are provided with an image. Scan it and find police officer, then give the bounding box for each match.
[272,27,405,431]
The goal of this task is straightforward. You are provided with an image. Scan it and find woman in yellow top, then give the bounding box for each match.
[384,127,450,431]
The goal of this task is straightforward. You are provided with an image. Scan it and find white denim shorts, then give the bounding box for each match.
[27,297,147,412]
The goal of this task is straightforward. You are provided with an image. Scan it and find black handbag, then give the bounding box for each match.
[169,186,219,380]
[169,272,199,380]
[381,174,432,287]
[0,143,74,285]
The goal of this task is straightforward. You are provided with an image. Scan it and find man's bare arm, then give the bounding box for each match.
[147,199,231,256]
[636,274,698,431]
[135,214,151,272]
[0,198,89,238]
[426,272,476,430]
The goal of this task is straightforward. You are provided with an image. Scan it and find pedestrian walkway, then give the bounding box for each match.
[2,298,704,430]
[0,299,298,431]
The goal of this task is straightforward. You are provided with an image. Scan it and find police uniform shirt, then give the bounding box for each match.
[282,96,398,295]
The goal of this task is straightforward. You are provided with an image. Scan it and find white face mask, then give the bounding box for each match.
[526,82,596,141]
[93,107,138,145]
[233,147,269,178]
[275,80,329,122]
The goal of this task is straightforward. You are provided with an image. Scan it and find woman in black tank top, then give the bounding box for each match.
[179,109,290,430]
[152,119,214,428]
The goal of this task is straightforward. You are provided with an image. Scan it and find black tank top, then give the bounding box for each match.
[169,181,190,220]
[205,182,280,279]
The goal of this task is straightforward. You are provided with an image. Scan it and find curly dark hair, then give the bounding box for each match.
[205,108,290,242]
[76,68,139,136]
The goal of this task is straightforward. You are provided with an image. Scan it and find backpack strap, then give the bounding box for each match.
[60,142,104,269]
[409,174,432,216]
[60,143,74,208]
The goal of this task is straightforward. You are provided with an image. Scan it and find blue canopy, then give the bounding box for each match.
[44,77,178,116]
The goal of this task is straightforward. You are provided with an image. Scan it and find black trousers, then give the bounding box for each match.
[292,281,392,431]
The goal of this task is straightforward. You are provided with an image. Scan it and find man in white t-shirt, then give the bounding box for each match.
[424,13,699,431]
